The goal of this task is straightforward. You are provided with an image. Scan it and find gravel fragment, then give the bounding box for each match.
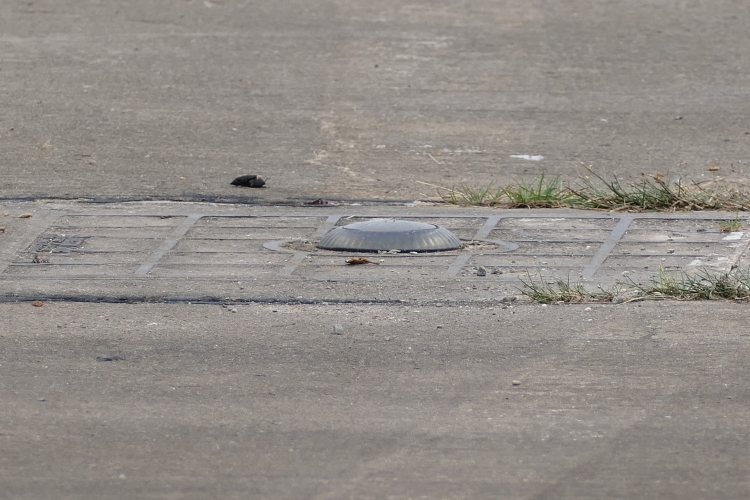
[332,324,344,335]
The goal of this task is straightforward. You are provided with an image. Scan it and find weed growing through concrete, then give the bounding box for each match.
[627,267,750,301]
[718,215,743,232]
[500,173,573,208]
[441,168,750,212]
[569,169,750,211]
[518,273,618,303]
[442,183,505,206]
[442,178,566,208]
[519,267,750,303]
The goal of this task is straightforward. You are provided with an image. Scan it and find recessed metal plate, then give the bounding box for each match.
[316,219,464,252]
[27,234,89,253]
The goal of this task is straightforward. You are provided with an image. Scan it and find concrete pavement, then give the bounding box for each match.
[3,0,750,498]
[2,200,750,499]
[1,0,750,202]
[2,301,750,499]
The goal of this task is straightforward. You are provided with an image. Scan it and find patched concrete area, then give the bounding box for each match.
[1,202,748,303]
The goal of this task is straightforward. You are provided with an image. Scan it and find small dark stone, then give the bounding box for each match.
[96,355,125,362]
[231,174,265,188]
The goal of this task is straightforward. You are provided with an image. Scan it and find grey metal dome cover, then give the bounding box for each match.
[317,219,463,252]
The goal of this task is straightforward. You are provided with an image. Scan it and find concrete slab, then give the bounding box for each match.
[1,201,749,303]
[2,300,750,499]
[1,0,750,203]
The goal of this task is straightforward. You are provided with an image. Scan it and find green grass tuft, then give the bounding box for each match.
[627,267,750,301]
[518,273,617,304]
[439,167,750,212]
[501,174,573,208]
[718,215,743,233]
[568,168,750,212]
[443,183,505,206]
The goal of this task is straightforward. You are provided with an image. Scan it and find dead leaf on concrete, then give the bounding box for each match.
[346,257,380,265]
[31,301,44,307]
[18,213,33,218]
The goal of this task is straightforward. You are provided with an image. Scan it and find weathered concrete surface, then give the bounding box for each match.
[2,0,750,203]
[2,301,750,499]
[3,2,750,498]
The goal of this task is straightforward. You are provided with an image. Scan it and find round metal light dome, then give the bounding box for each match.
[317,219,463,252]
